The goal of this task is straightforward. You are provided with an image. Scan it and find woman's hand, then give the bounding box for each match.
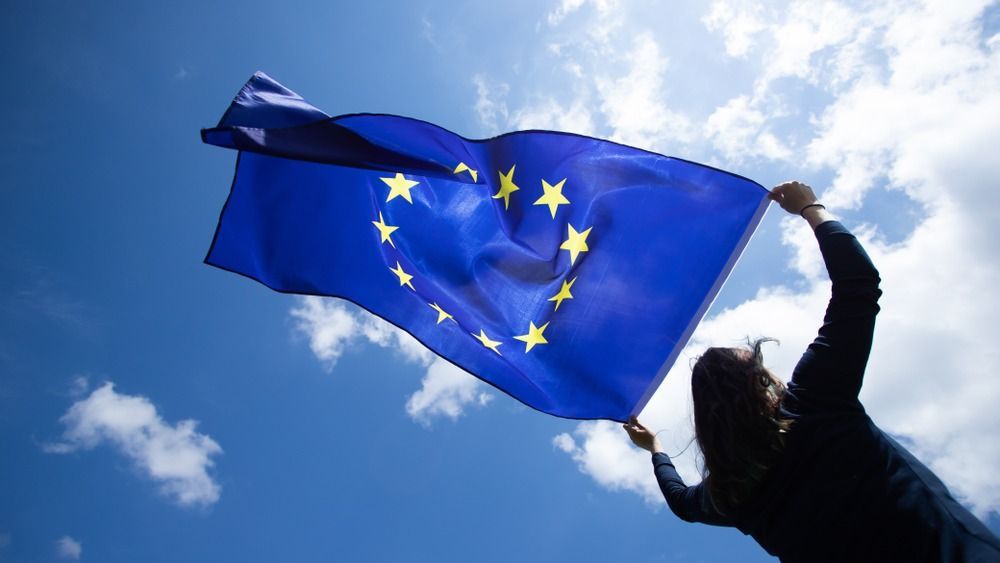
[623,417,664,454]
[770,180,834,229]
[769,180,818,213]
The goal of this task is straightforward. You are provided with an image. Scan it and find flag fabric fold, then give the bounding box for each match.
[202,71,769,421]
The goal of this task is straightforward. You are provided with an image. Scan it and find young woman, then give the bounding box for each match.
[624,181,1000,562]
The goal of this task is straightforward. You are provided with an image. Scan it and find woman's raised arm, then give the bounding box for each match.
[771,181,882,409]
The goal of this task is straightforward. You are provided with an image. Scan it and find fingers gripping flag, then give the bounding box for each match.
[201,72,769,421]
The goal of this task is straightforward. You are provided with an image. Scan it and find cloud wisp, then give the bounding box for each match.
[55,536,81,560]
[290,296,492,425]
[45,382,223,508]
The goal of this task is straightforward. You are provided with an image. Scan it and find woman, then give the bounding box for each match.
[624,181,1000,562]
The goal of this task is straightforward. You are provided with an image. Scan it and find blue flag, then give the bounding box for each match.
[202,72,769,421]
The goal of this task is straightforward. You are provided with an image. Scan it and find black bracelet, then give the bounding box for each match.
[799,203,825,216]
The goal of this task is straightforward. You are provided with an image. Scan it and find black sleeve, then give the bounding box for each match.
[652,452,732,527]
[789,221,882,411]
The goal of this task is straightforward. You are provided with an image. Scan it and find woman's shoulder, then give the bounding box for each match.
[782,380,866,417]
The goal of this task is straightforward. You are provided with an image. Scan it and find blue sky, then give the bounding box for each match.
[2,1,998,561]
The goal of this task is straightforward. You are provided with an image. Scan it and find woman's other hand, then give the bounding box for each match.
[623,417,665,454]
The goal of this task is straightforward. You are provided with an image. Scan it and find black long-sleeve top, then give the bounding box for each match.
[652,221,1000,562]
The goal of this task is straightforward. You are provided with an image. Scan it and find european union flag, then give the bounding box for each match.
[202,72,768,421]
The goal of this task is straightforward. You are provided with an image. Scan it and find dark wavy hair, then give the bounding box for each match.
[691,338,792,515]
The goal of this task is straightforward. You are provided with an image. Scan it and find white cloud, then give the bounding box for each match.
[552,432,576,453]
[16,277,93,333]
[69,375,90,397]
[553,422,662,504]
[406,357,493,425]
[702,0,767,58]
[510,97,596,136]
[546,0,625,46]
[45,382,222,507]
[55,536,81,560]
[759,1,861,87]
[547,0,589,25]
[290,297,491,424]
[484,11,692,155]
[704,0,865,88]
[859,208,1000,516]
[595,33,694,151]
[552,0,1000,519]
[289,296,362,369]
[358,312,435,366]
[420,15,439,50]
[472,74,510,135]
[806,1,1000,211]
[705,95,792,162]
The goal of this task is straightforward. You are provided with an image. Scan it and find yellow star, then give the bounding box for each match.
[533,178,570,218]
[389,261,415,290]
[379,172,419,204]
[560,224,592,265]
[429,302,454,324]
[371,211,399,248]
[454,162,478,182]
[514,321,550,353]
[472,329,502,355]
[493,165,520,210]
[547,277,577,311]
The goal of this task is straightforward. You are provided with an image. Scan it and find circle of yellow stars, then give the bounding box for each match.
[371,161,593,357]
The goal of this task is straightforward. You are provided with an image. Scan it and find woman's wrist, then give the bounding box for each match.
[799,203,825,215]
[801,204,835,230]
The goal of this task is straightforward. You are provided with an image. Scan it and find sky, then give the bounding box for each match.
[1,0,998,561]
